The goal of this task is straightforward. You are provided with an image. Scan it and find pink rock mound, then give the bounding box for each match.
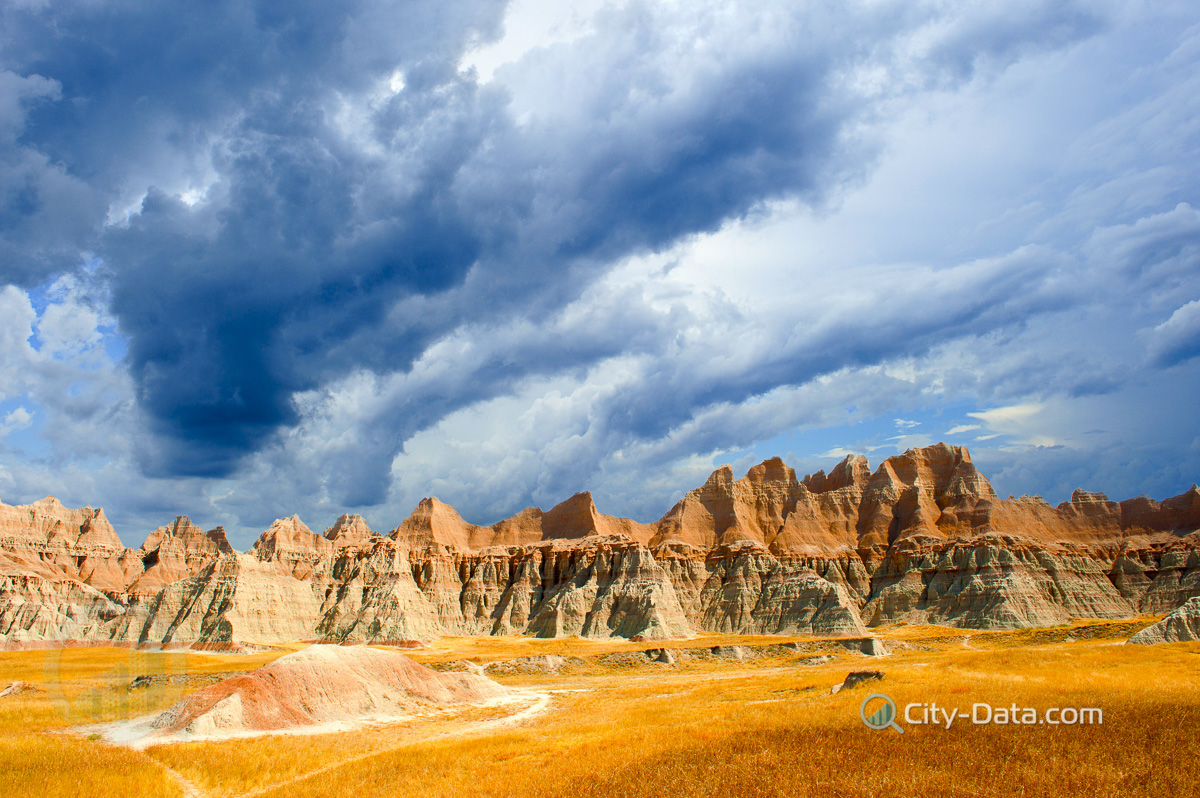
[151,645,508,736]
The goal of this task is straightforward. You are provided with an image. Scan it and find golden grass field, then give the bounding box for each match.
[1,620,1197,798]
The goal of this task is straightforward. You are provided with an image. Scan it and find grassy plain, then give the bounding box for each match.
[1,621,1197,798]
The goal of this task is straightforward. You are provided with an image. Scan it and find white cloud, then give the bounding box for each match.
[886,433,935,451]
[966,404,1058,446]
[946,423,981,435]
[819,446,867,460]
[0,406,32,437]
[459,0,606,82]
[1148,298,1200,366]
[969,403,1044,426]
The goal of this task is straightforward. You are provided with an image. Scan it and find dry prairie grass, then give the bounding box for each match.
[0,733,181,798]
[0,647,283,733]
[0,646,282,797]
[1,623,1196,798]
[246,638,1199,798]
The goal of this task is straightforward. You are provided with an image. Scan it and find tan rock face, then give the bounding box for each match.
[394,492,656,552]
[135,553,327,645]
[1109,536,1200,613]
[128,516,232,597]
[0,443,1197,645]
[0,496,121,549]
[0,567,124,645]
[684,542,868,636]
[251,515,330,579]
[322,514,377,548]
[0,497,131,594]
[1128,596,1200,644]
[390,497,486,551]
[650,444,1001,553]
[516,536,690,639]
[860,536,1135,628]
[316,539,448,642]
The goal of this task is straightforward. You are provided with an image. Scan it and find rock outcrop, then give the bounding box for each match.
[140,644,510,742]
[0,496,135,594]
[1128,596,1200,644]
[1,443,1197,646]
[393,492,655,551]
[0,563,124,644]
[323,514,378,549]
[127,517,232,597]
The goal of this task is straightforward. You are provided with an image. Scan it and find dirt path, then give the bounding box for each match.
[162,764,205,798]
[230,690,553,798]
[131,747,205,798]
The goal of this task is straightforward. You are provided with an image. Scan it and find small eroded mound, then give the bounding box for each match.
[0,680,44,698]
[147,644,510,739]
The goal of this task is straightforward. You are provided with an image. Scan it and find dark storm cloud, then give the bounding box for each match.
[0,0,1109,502]
[4,0,508,474]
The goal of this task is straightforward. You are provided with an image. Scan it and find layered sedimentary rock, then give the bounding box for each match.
[0,496,136,593]
[0,559,124,642]
[1,443,1197,646]
[1128,596,1200,644]
[127,517,232,598]
[860,536,1134,629]
[130,554,327,645]
[657,541,867,636]
[392,492,655,550]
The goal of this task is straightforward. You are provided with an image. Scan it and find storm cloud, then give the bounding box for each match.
[1,0,1198,543]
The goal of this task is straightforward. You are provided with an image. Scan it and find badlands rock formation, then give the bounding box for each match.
[1,444,1197,646]
[1128,596,1200,644]
[139,645,509,742]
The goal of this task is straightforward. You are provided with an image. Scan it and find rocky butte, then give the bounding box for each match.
[0,444,1197,648]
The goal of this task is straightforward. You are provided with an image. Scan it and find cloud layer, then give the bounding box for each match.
[1,1,1198,545]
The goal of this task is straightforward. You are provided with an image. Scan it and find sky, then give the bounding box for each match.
[1,0,1199,548]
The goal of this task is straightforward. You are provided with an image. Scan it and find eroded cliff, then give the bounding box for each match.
[1,443,1197,646]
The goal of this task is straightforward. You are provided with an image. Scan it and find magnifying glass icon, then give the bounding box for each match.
[860,693,904,734]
